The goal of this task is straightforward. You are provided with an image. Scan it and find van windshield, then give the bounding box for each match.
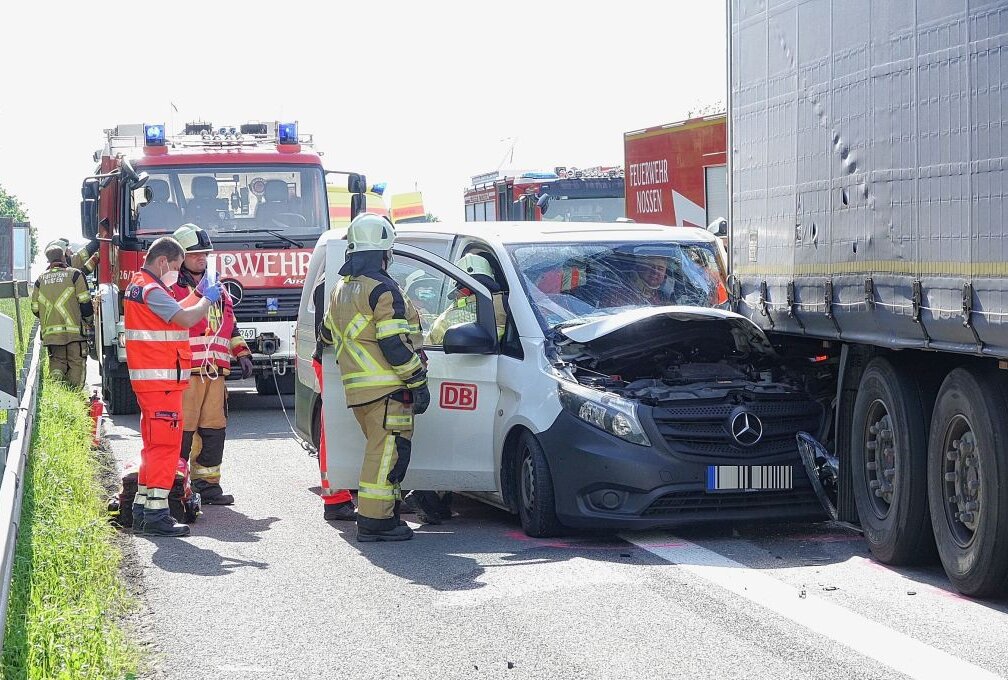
[128,164,328,240]
[507,240,728,329]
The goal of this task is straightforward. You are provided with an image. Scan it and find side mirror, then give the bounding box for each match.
[80,178,100,239]
[537,193,551,216]
[350,194,366,220]
[708,217,727,237]
[443,322,496,355]
[132,171,150,191]
[347,173,367,195]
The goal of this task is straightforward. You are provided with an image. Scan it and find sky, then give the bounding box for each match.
[0,1,726,271]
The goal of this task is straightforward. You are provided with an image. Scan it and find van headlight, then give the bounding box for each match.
[557,381,650,446]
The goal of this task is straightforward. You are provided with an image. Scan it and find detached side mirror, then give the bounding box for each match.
[347,173,367,195]
[443,322,496,355]
[80,178,100,239]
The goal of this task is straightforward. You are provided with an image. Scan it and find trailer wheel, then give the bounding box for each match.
[850,357,933,564]
[516,430,563,538]
[104,371,138,416]
[928,367,1008,597]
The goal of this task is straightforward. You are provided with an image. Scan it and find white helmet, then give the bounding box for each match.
[456,253,495,280]
[347,213,396,253]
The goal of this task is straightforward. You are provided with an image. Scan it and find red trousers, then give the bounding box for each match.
[136,390,185,492]
[313,359,353,505]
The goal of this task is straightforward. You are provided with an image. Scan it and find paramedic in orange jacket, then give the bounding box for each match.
[124,236,222,537]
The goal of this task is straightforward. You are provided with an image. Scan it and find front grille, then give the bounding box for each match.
[642,489,817,516]
[233,290,301,322]
[649,394,822,460]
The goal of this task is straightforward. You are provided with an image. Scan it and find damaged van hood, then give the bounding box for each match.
[556,306,776,362]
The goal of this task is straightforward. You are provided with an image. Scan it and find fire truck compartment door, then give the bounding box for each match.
[322,242,499,491]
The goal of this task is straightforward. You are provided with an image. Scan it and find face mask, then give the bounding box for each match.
[160,265,179,287]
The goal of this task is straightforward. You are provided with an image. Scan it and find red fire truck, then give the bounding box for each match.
[80,121,364,414]
[464,167,624,222]
[623,114,727,232]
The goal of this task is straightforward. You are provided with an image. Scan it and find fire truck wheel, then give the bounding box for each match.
[928,367,1008,597]
[104,372,139,415]
[850,357,934,565]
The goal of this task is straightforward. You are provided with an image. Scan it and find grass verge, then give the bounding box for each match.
[0,298,35,429]
[2,376,138,679]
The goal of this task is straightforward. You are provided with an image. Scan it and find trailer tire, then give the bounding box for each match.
[928,367,1008,597]
[850,357,934,564]
[104,371,138,416]
[515,430,563,538]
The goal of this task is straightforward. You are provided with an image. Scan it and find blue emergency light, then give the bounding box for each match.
[371,182,387,196]
[144,124,166,146]
[278,122,298,145]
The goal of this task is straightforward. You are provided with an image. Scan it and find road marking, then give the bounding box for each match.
[623,532,1001,680]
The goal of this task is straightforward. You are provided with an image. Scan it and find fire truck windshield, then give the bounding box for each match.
[128,164,327,240]
[541,196,625,222]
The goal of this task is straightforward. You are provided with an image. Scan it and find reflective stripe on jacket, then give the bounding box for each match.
[428,291,507,346]
[31,264,91,345]
[170,273,249,375]
[324,273,425,407]
[124,269,192,392]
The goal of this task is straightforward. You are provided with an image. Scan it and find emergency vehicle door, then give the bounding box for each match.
[322,242,499,491]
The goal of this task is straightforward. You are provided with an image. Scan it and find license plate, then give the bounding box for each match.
[706,465,793,492]
[239,328,257,340]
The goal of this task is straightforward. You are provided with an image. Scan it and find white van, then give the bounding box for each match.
[295,221,827,536]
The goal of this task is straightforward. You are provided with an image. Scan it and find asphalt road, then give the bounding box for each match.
[96,373,1008,680]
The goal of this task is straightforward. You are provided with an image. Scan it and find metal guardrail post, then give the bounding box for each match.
[0,324,41,653]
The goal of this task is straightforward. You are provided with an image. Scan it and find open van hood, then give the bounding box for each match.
[556,306,776,363]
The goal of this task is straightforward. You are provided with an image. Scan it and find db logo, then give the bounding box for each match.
[440,382,478,410]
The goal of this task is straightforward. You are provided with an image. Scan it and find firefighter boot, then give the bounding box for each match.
[142,488,191,537]
[356,515,414,542]
[191,428,233,505]
[324,501,357,521]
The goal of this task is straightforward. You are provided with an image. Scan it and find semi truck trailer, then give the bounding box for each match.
[728,0,1008,596]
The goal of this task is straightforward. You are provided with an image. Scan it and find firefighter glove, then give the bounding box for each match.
[411,383,431,415]
[239,355,254,379]
[201,282,223,303]
[386,436,411,485]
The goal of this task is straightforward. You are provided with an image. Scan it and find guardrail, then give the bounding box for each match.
[0,294,41,651]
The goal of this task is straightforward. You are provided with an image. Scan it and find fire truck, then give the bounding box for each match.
[80,121,365,414]
[463,167,625,222]
[623,114,727,233]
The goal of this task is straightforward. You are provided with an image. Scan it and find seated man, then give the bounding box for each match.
[137,179,183,232]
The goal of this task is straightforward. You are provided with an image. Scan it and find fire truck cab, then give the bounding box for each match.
[464,168,625,223]
[80,120,365,414]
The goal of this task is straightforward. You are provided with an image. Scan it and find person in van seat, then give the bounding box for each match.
[321,214,431,542]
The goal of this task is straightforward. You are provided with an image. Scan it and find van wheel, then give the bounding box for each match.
[928,367,1008,597]
[850,357,934,564]
[516,431,563,538]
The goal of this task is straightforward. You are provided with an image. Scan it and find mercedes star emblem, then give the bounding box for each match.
[730,411,763,446]
[221,279,243,305]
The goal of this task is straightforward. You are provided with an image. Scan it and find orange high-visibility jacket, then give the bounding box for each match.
[123,269,192,393]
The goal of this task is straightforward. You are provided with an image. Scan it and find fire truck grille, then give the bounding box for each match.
[233,290,301,322]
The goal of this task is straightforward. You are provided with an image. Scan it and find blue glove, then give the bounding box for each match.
[201,281,223,303]
[196,272,219,295]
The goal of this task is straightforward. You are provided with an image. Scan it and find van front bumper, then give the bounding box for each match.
[536,411,825,530]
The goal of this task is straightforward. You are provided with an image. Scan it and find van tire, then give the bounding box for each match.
[850,357,934,564]
[928,367,1008,597]
[516,431,563,538]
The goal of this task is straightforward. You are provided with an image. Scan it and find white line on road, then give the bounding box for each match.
[622,532,1002,680]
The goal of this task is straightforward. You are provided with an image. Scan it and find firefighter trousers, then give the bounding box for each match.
[180,376,228,499]
[46,341,86,389]
[352,393,414,522]
[313,359,352,505]
[137,390,184,495]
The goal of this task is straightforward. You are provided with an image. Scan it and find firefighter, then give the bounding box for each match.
[310,273,357,521]
[322,213,430,542]
[169,224,254,506]
[428,253,508,345]
[50,236,100,276]
[30,244,93,388]
[124,236,222,537]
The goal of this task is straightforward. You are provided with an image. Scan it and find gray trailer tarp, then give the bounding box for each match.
[729,0,1008,357]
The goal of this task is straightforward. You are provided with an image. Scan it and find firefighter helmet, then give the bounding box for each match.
[173,223,214,253]
[456,253,495,280]
[346,213,396,253]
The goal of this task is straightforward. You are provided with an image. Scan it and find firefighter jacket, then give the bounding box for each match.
[429,291,507,346]
[70,238,100,276]
[31,263,92,345]
[170,269,251,375]
[323,271,426,407]
[123,269,192,393]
